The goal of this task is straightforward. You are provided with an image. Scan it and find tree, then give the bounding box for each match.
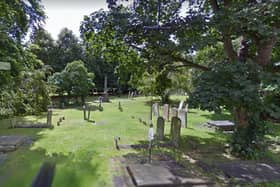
[53,28,83,72]
[30,28,56,69]
[0,0,47,117]
[48,60,94,104]
[105,0,280,158]
[81,9,140,91]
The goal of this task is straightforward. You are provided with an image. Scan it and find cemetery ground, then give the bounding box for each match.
[0,96,280,187]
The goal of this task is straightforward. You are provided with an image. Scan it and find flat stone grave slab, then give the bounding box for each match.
[0,136,29,153]
[13,123,51,128]
[216,161,280,184]
[127,163,213,186]
[207,120,235,131]
[0,136,27,146]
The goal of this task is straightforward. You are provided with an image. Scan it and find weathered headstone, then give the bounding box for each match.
[170,117,181,147]
[171,107,178,117]
[162,104,169,121]
[156,117,165,141]
[177,109,186,128]
[46,109,52,126]
[152,103,159,117]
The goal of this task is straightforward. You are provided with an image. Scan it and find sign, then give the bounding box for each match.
[0,62,11,70]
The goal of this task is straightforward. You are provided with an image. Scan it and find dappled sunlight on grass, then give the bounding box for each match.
[0,96,279,186]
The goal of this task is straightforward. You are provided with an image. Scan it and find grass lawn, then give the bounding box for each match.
[0,96,279,187]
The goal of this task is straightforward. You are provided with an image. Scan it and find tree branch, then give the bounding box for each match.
[169,55,209,71]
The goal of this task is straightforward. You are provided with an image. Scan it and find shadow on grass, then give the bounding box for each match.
[0,141,100,187]
[119,129,235,183]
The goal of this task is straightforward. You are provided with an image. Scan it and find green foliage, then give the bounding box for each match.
[189,61,269,158]
[0,0,45,40]
[132,71,156,96]
[189,61,262,113]
[30,28,56,69]
[132,70,172,102]
[0,0,48,117]
[48,60,94,102]
[230,119,268,159]
[169,68,193,95]
[262,72,280,120]
[0,90,15,118]
[81,9,141,89]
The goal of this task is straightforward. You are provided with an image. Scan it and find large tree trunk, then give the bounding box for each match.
[256,36,277,66]
[223,35,238,62]
[233,107,249,128]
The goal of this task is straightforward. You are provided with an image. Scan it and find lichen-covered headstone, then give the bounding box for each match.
[46,109,52,126]
[156,117,165,141]
[170,117,181,147]
[162,104,169,121]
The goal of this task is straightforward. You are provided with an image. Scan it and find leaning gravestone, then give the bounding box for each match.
[178,100,184,110]
[156,117,165,141]
[162,104,169,121]
[170,117,181,147]
[46,109,52,126]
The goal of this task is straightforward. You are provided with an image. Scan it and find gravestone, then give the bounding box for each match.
[127,164,213,187]
[178,100,184,110]
[207,120,235,131]
[46,109,52,126]
[171,107,177,117]
[170,117,181,147]
[162,104,169,121]
[177,109,186,128]
[156,117,165,141]
[98,96,103,107]
[152,103,159,117]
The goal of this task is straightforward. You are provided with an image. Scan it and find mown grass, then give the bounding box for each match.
[0,95,279,187]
